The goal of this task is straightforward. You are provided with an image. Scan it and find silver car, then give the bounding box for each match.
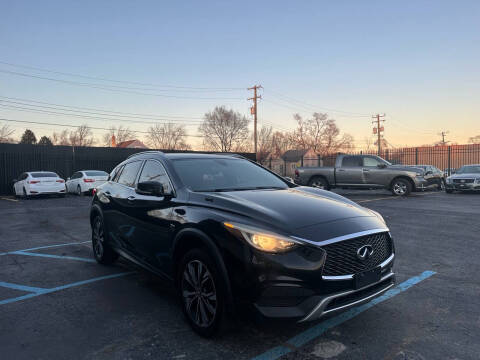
[445,164,480,193]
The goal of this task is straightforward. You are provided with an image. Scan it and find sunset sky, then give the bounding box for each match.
[1,0,479,149]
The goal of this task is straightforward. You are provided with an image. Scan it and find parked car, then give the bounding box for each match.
[13,171,65,198]
[90,151,395,336]
[294,154,429,196]
[444,168,456,177]
[405,165,445,190]
[66,170,109,195]
[445,164,480,193]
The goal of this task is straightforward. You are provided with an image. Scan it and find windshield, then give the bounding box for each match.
[172,158,288,192]
[31,172,58,178]
[456,165,480,174]
[84,171,108,177]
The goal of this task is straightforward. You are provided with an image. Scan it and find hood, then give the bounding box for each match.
[391,165,424,174]
[189,187,383,234]
[448,173,480,179]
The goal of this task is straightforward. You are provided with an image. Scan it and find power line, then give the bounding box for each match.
[0,70,245,100]
[0,60,245,91]
[0,96,204,120]
[0,103,203,125]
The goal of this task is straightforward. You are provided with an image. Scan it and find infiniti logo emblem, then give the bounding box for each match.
[356,245,374,261]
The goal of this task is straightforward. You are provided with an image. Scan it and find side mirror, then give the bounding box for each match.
[425,171,433,175]
[284,176,294,183]
[136,181,165,197]
[377,163,387,169]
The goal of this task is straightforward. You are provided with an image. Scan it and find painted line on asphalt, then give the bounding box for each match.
[0,240,90,256]
[251,270,436,360]
[356,192,437,203]
[0,197,19,202]
[10,251,96,263]
[0,281,47,293]
[0,272,133,306]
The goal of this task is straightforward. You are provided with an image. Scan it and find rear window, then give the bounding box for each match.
[341,156,362,167]
[31,172,58,178]
[84,171,108,177]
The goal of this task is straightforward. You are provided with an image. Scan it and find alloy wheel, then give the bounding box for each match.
[311,180,325,189]
[182,260,217,328]
[92,218,104,259]
[393,182,407,195]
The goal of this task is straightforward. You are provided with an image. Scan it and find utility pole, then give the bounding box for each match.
[372,114,386,156]
[248,85,262,154]
[438,131,449,145]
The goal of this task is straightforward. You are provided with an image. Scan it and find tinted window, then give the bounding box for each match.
[85,171,108,177]
[110,166,123,182]
[117,161,142,187]
[363,157,382,167]
[72,172,82,179]
[31,172,58,178]
[138,160,173,194]
[172,158,287,192]
[341,156,362,167]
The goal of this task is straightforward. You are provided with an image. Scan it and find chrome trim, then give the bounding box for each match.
[291,228,389,248]
[299,271,395,322]
[322,252,395,281]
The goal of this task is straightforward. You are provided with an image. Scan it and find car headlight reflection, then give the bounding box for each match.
[223,222,298,253]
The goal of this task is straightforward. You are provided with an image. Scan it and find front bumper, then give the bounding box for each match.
[445,182,480,191]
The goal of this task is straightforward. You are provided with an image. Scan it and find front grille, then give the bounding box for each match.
[322,232,392,276]
[453,179,474,183]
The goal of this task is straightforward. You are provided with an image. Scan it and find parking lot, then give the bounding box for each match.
[0,190,479,360]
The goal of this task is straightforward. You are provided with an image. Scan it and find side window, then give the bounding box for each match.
[138,160,173,194]
[111,165,124,182]
[341,156,362,167]
[363,157,382,167]
[117,161,142,188]
[72,172,81,179]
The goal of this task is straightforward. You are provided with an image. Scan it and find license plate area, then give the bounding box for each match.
[354,267,381,289]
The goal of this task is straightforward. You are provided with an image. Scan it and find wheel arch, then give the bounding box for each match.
[389,176,415,191]
[172,228,235,314]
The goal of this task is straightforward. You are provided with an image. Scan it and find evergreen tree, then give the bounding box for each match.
[19,129,37,144]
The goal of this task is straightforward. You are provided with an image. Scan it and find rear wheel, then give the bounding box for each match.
[391,178,412,196]
[308,176,329,190]
[23,187,29,199]
[178,248,226,337]
[91,215,118,265]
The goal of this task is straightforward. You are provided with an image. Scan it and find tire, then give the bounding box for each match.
[77,185,83,196]
[308,176,330,190]
[445,189,454,194]
[391,178,412,196]
[23,187,29,200]
[437,179,445,191]
[91,215,118,265]
[178,248,227,337]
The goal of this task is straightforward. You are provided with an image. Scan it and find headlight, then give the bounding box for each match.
[446,177,452,184]
[223,222,298,253]
[475,178,480,184]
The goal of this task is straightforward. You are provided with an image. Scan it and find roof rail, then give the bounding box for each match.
[126,150,165,160]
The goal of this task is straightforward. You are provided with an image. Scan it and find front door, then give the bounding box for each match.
[362,156,389,186]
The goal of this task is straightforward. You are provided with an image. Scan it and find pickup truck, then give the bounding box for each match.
[294,154,430,196]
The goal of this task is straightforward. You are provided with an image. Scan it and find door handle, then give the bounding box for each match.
[127,196,135,202]
[338,169,345,172]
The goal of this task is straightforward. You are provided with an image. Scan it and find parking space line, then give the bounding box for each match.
[10,251,96,263]
[0,241,90,256]
[0,197,19,202]
[0,271,133,306]
[251,270,436,360]
[356,192,437,203]
[0,281,47,293]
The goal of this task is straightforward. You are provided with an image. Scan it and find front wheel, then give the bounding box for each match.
[178,248,226,337]
[391,178,412,196]
[91,215,118,265]
[445,189,454,194]
[308,176,330,190]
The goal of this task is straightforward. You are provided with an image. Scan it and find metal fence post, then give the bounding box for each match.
[284,159,287,176]
[448,146,451,176]
[415,148,418,165]
[317,154,321,167]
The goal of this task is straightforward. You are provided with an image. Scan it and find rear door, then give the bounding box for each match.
[336,156,364,185]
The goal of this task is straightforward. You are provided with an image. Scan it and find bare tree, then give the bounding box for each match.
[51,129,71,145]
[256,126,273,163]
[199,106,250,152]
[290,113,354,155]
[102,126,135,146]
[468,135,480,144]
[271,131,293,156]
[146,123,191,150]
[69,125,95,147]
[0,124,15,143]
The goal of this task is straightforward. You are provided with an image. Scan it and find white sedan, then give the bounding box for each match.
[65,170,109,195]
[13,172,66,198]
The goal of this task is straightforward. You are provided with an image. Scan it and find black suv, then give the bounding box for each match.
[90,151,395,336]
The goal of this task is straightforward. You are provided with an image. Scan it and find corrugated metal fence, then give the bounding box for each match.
[0,144,255,195]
